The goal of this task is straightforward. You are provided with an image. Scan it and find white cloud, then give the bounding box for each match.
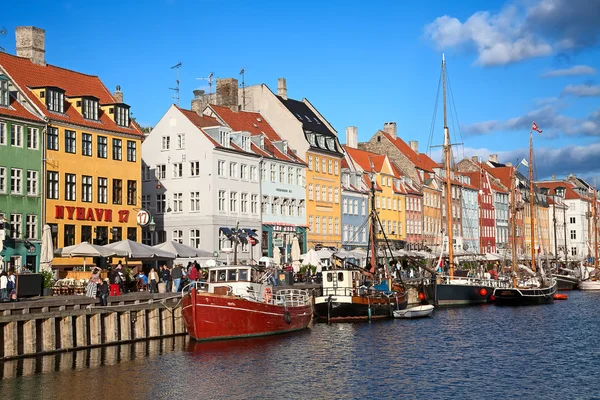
[541,65,596,78]
[424,0,600,66]
[561,84,600,97]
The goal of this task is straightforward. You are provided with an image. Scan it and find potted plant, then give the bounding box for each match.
[41,270,55,296]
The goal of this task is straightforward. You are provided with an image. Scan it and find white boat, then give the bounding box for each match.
[578,280,600,291]
[393,305,434,319]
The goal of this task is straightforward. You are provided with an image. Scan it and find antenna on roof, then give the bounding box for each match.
[239,68,246,111]
[169,62,182,106]
[197,72,215,96]
[0,27,6,52]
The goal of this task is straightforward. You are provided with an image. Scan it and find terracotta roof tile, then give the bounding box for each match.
[343,145,386,173]
[0,93,44,123]
[177,106,221,128]
[381,132,439,172]
[536,181,584,200]
[0,52,142,136]
[210,104,281,142]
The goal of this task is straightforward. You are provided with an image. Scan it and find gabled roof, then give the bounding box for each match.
[178,106,221,129]
[0,51,142,136]
[536,181,585,201]
[456,172,479,190]
[380,131,439,172]
[485,166,513,189]
[0,91,44,123]
[343,146,387,174]
[277,96,334,136]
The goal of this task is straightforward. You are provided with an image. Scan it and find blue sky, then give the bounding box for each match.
[4,0,600,181]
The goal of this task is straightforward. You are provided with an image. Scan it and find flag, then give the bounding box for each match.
[532,122,543,134]
[520,158,529,168]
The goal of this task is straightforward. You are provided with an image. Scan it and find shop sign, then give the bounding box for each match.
[272,238,284,247]
[272,225,296,232]
[54,205,130,223]
[136,209,150,226]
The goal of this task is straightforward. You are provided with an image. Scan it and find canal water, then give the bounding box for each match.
[1,290,599,399]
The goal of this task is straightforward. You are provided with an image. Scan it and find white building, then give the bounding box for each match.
[141,105,262,264]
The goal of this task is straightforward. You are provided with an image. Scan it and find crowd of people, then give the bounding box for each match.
[0,270,17,302]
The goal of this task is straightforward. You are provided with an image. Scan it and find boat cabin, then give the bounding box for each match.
[204,265,268,299]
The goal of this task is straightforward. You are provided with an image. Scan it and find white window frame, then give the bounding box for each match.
[218,191,226,212]
[218,160,226,176]
[11,168,22,194]
[27,170,38,196]
[190,191,200,212]
[27,127,39,150]
[251,194,258,214]
[10,213,22,239]
[0,122,6,145]
[173,193,183,212]
[11,125,23,147]
[190,229,201,248]
[47,171,59,199]
[162,136,170,150]
[241,164,248,180]
[26,214,38,239]
[230,162,238,178]
[173,162,183,178]
[172,230,183,244]
[98,177,108,203]
[177,133,185,149]
[250,166,257,181]
[0,167,6,193]
[230,192,237,213]
[190,161,200,177]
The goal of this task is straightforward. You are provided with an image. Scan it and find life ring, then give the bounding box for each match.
[264,287,273,303]
[284,310,292,324]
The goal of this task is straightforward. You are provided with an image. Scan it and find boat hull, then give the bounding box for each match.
[393,305,434,319]
[578,280,600,291]
[492,282,557,306]
[182,290,313,341]
[553,274,579,290]
[314,293,407,322]
[422,282,496,306]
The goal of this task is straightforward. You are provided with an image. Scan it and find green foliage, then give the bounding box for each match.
[41,270,55,288]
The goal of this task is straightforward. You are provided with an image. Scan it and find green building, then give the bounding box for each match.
[0,73,45,272]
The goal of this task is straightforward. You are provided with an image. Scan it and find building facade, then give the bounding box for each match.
[457,174,480,255]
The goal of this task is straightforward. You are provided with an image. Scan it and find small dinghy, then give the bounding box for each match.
[393,305,434,319]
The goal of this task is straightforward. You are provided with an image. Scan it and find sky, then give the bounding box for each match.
[3,0,600,182]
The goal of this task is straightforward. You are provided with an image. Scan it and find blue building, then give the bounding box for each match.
[458,174,480,254]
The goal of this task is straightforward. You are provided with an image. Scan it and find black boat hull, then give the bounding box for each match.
[314,295,408,322]
[492,283,557,306]
[553,275,579,290]
[422,282,496,307]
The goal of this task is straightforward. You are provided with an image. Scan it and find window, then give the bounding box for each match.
[278,166,284,183]
[328,187,333,202]
[262,196,268,214]
[315,216,320,234]
[328,217,333,235]
[112,139,122,160]
[308,155,314,171]
[177,133,185,149]
[322,158,326,173]
[343,198,348,214]
[250,166,257,181]
[241,135,250,152]
[172,230,183,244]
[127,227,137,242]
[190,229,201,248]
[334,161,339,175]
[47,171,59,199]
[0,122,5,145]
[112,179,122,204]
[47,127,59,150]
[127,180,137,205]
[288,167,294,184]
[83,98,98,120]
[353,200,358,215]
[315,157,320,172]
[261,164,267,181]
[315,185,320,201]
[218,191,226,212]
[218,160,226,176]
[334,188,339,203]
[335,218,339,235]
[190,161,200,177]
[362,200,366,216]
[62,224,75,246]
[0,79,8,106]
[64,174,76,201]
[190,191,200,211]
[10,214,22,239]
[173,163,183,178]
[173,192,183,212]
[322,186,327,202]
[80,176,93,202]
[270,164,276,182]
[570,230,576,240]
[27,127,39,149]
[219,130,229,146]
[569,217,576,224]
[241,193,248,213]
[115,106,130,127]
[98,177,108,203]
[296,168,302,186]
[230,162,238,178]
[328,159,332,174]
[127,141,137,162]
[11,125,23,147]
[343,225,348,242]
[26,215,38,239]
[80,133,92,156]
[156,164,166,179]
[97,136,107,158]
[142,194,150,210]
[47,89,64,113]
[241,164,248,180]
[26,170,38,195]
[156,194,166,213]
[251,194,258,213]
[162,136,170,150]
[10,169,22,194]
[230,192,237,212]
[0,167,5,193]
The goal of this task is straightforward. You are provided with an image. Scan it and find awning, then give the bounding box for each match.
[219,227,234,237]
[243,228,258,237]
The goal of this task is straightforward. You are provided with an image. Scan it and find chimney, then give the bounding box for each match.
[113,85,123,103]
[346,126,358,149]
[409,140,419,153]
[383,122,397,138]
[471,156,478,163]
[191,89,206,113]
[216,78,239,111]
[552,174,556,180]
[488,154,499,163]
[277,78,287,99]
[505,162,513,167]
[15,26,46,66]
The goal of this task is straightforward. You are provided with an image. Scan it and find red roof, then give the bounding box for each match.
[0,92,44,123]
[0,52,142,136]
[485,166,513,189]
[210,105,281,142]
[178,106,221,129]
[381,132,439,172]
[343,146,387,174]
[536,181,585,200]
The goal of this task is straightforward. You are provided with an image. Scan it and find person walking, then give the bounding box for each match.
[161,265,172,292]
[148,267,159,293]
[171,264,183,292]
[97,278,109,306]
[0,272,8,302]
[188,264,199,281]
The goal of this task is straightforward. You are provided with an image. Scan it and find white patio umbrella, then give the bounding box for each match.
[153,241,213,258]
[273,246,281,266]
[302,248,322,272]
[39,224,54,272]
[290,236,302,272]
[104,239,175,259]
[55,241,120,268]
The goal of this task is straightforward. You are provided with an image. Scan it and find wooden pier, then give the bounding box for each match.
[0,292,186,361]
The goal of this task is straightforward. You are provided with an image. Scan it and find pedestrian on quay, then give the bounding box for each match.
[86,267,101,298]
[188,263,199,281]
[172,264,183,292]
[0,272,8,302]
[148,267,159,293]
[7,271,16,301]
[97,278,109,306]
[108,266,122,296]
[160,264,172,292]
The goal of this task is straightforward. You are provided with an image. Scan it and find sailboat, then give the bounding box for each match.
[492,124,557,305]
[579,187,600,290]
[312,175,408,322]
[420,55,504,306]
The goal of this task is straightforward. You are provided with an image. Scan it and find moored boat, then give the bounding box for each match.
[553,273,580,290]
[181,264,312,341]
[393,305,434,319]
[578,279,600,290]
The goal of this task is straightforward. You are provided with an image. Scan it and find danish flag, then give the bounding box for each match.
[532,122,543,134]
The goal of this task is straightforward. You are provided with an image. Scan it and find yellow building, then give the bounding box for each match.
[1,27,143,268]
[344,147,406,247]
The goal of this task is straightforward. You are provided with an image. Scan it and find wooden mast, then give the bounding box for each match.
[529,131,536,272]
[442,54,454,277]
[510,165,518,287]
[594,187,598,269]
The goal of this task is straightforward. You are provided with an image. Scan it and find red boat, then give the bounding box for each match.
[181,265,313,341]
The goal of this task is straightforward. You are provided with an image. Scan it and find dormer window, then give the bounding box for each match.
[308,133,316,147]
[0,77,8,107]
[241,134,250,152]
[115,106,130,127]
[283,141,288,153]
[260,136,265,149]
[47,88,65,113]
[317,136,325,148]
[219,130,229,147]
[83,98,98,120]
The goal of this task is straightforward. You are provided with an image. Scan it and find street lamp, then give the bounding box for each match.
[148,216,156,246]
